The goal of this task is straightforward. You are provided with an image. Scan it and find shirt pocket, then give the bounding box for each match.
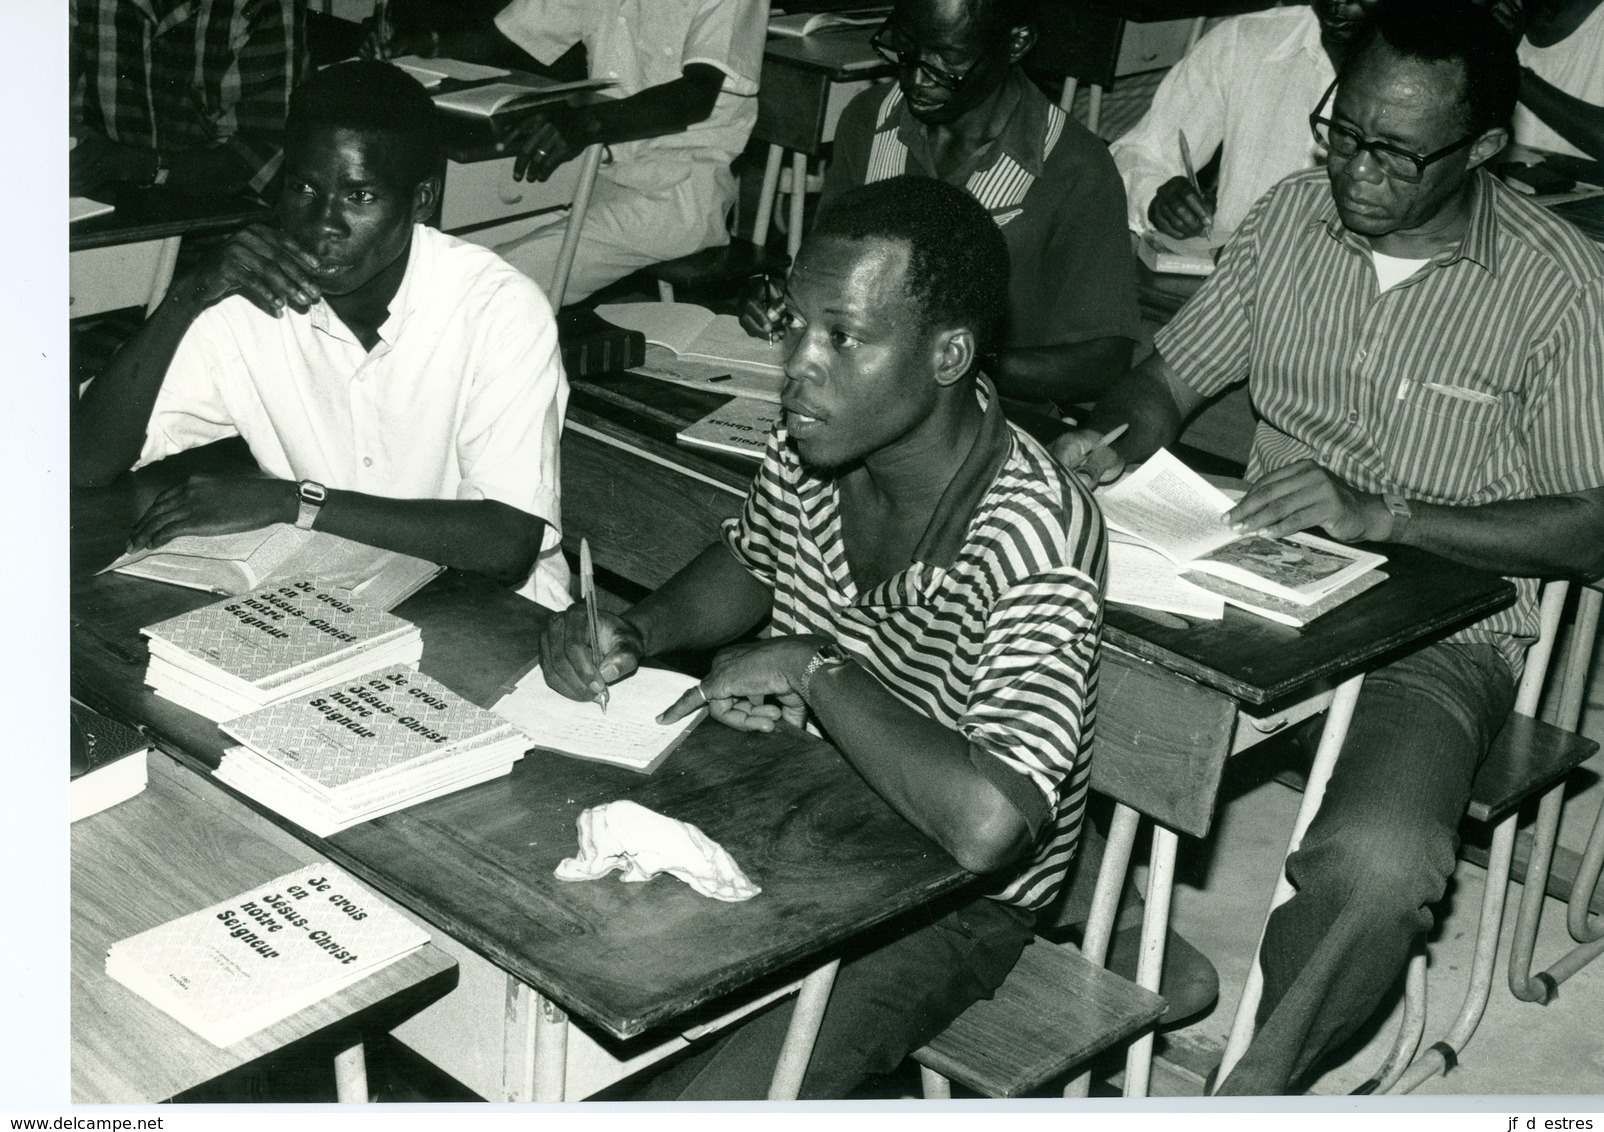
[1379,377,1514,497]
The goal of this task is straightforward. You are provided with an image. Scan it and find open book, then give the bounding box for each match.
[676,397,781,461]
[1099,449,1386,624]
[493,665,708,774]
[102,525,442,612]
[768,5,891,36]
[389,55,510,88]
[595,302,788,399]
[431,77,613,118]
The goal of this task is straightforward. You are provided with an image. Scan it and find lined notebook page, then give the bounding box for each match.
[494,666,707,773]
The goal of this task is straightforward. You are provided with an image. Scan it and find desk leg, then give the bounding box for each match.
[1064,801,1140,1098]
[1125,825,1178,1098]
[752,144,784,251]
[547,142,605,311]
[505,979,569,1101]
[1216,672,1365,1090]
[333,1041,368,1103]
[533,994,570,1102]
[786,151,808,264]
[767,959,840,1100]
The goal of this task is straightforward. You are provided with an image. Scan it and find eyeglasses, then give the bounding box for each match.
[1308,79,1481,184]
[868,22,985,92]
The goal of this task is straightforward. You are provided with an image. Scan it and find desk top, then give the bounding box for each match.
[72,754,457,1103]
[69,185,270,253]
[71,473,976,1044]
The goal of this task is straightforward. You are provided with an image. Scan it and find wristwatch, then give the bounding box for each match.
[294,479,327,530]
[798,641,852,706]
[1381,492,1412,542]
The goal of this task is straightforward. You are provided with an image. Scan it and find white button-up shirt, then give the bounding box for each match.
[138,224,571,609]
[1110,6,1334,240]
[494,0,767,196]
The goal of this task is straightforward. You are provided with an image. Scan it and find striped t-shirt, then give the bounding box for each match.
[1158,168,1604,675]
[722,379,1106,911]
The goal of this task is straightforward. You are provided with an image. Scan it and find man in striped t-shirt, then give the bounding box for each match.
[1058,0,1604,1095]
[539,176,1105,1099]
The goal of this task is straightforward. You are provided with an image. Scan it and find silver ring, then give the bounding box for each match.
[534,148,547,157]
[694,683,709,705]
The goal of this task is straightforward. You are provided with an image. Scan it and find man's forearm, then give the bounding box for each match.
[1519,68,1604,163]
[805,659,1032,875]
[71,290,207,487]
[1085,354,1195,464]
[311,490,548,588]
[625,543,774,657]
[571,68,723,148]
[1390,488,1604,581]
[992,336,1135,409]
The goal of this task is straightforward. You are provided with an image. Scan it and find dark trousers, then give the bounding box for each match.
[1216,641,1515,1095]
[636,895,1036,1100]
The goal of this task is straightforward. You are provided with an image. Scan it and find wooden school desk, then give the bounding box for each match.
[753,27,894,260]
[70,458,980,1102]
[73,751,458,1103]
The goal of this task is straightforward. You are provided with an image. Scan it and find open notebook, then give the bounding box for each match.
[494,665,708,774]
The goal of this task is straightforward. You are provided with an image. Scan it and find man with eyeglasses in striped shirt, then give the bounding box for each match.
[1056,0,1604,1095]
[539,175,1105,1099]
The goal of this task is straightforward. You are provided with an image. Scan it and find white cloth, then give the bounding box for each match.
[554,800,761,902]
[1514,1,1604,159]
[488,0,768,301]
[138,224,572,609]
[1110,6,1334,239]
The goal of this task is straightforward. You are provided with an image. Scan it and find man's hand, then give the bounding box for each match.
[127,474,296,551]
[1149,175,1215,240]
[1225,459,1393,542]
[358,17,436,59]
[503,106,594,182]
[70,132,153,195]
[1049,427,1125,486]
[170,224,325,319]
[539,605,646,703]
[737,272,786,343]
[658,636,824,733]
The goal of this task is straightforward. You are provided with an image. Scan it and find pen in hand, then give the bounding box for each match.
[1073,422,1129,471]
[579,538,609,714]
[1178,130,1212,239]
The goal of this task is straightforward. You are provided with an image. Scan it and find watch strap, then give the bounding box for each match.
[1381,492,1412,541]
[294,479,326,530]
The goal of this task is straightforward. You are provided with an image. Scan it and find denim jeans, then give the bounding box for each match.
[634,895,1036,1100]
[1216,641,1515,1095]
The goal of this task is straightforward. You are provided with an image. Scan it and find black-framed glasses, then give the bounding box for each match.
[868,21,985,92]
[1308,79,1481,183]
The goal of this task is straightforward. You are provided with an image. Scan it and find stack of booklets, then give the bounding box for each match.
[1100,449,1387,627]
[142,582,423,723]
[106,862,428,1047]
[215,668,528,836]
[70,699,150,822]
[102,524,442,611]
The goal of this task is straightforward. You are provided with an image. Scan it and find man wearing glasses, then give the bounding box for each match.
[1055,0,1604,1094]
[742,0,1140,410]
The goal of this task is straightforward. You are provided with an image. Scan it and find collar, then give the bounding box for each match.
[1315,169,1501,276]
[893,68,1050,180]
[309,225,424,347]
[909,374,1013,569]
[1266,5,1328,64]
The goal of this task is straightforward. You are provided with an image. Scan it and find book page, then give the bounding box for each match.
[594,301,715,355]
[494,666,707,772]
[103,526,302,592]
[676,397,782,460]
[1107,540,1225,620]
[390,55,510,83]
[430,81,577,117]
[635,349,783,403]
[1097,449,1238,563]
[680,313,787,376]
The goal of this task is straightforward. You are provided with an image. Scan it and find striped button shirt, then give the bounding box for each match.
[722,379,1107,911]
[1158,168,1604,674]
[70,0,307,198]
[822,69,1140,349]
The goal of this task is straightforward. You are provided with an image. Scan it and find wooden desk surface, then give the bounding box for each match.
[71,476,976,1044]
[72,754,457,1104]
[69,185,270,253]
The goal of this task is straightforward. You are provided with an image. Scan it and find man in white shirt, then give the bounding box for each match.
[1110,0,1379,242]
[375,0,769,304]
[70,61,572,609]
[1512,0,1604,161]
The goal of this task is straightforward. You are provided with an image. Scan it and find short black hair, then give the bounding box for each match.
[809,175,1010,360]
[1344,0,1519,135]
[970,0,1035,37]
[284,60,443,188]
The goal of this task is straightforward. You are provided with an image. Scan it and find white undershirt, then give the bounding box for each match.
[1372,250,1431,293]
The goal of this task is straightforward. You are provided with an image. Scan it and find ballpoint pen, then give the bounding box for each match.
[1178,129,1212,238]
[579,538,609,714]
[1073,422,1129,471]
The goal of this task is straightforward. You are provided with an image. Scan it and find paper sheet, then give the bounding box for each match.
[494,666,707,773]
[1097,448,1238,563]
